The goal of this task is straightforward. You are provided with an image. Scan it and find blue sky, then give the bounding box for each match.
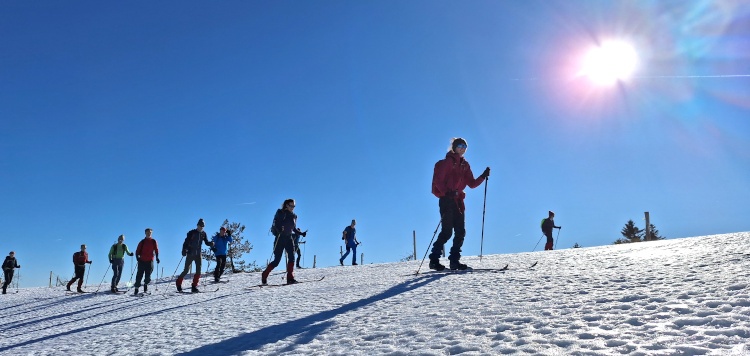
[2,1,749,288]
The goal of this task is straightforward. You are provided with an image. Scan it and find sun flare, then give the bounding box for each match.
[580,41,638,86]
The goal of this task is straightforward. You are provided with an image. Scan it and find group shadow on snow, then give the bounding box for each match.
[0,294,231,353]
[177,273,447,355]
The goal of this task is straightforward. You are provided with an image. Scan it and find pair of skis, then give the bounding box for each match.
[414,261,538,276]
[252,276,326,288]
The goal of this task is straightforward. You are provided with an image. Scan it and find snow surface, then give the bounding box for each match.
[1,233,749,355]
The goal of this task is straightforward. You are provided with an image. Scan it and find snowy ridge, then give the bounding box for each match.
[1,232,749,355]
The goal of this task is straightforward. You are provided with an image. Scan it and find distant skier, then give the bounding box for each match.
[211,226,233,283]
[541,211,562,250]
[261,199,300,285]
[293,228,307,269]
[339,219,360,266]
[108,234,134,293]
[177,218,213,292]
[2,251,20,294]
[67,244,92,292]
[430,137,490,271]
[134,228,160,295]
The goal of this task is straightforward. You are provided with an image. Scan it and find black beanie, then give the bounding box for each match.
[197,218,205,227]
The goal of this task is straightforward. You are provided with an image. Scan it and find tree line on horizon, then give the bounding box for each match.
[615,219,665,244]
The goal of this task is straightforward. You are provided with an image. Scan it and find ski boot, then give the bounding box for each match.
[429,260,446,271]
[449,261,468,270]
[191,286,200,293]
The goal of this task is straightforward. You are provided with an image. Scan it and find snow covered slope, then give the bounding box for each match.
[1,232,748,355]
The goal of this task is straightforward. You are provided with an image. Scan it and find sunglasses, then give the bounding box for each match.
[455,144,467,149]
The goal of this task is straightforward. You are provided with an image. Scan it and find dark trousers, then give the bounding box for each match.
[67,265,86,290]
[111,258,124,288]
[269,235,295,268]
[2,270,13,292]
[261,234,296,283]
[214,255,227,280]
[430,197,466,262]
[134,260,154,288]
[294,237,302,265]
[544,233,554,250]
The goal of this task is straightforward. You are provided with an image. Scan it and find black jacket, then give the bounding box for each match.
[2,256,19,271]
[541,218,560,235]
[183,229,211,256]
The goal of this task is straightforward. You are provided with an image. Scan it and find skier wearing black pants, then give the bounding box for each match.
[430,137,489,271]
[211,226,233,283]
[541,211,561,250]
[67,244,92,292]
[2,251,20,294]
[261,199,299,285]
[293,228,307,269]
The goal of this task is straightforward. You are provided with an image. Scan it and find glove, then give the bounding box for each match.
[129,252,134,256]
[17,265,20,268]
[156,258,160,264]
[182,250,187,257]
[87,261,92,264]
[558,226,562,230]
[109,259,113,264]
[301,231,307,237]
[480,167,490,179]
[210,241,215,247]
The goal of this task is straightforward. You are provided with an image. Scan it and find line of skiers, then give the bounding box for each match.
[9,137,563,294]
[60,219,235,295]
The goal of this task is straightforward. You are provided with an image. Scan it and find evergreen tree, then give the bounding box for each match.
[617,219,644,244]
[648,223,666,240]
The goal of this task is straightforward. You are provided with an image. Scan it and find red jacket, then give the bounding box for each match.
[73,251,89,266]
[432,151,485,212]
[136,238,159,262]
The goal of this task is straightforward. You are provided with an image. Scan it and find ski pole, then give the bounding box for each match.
[154,260,160,292]
[554,229,561,250]
[84,264,91,291]
[415,219,442,275]
[202,250,215,288]
[532,235,544,252]
[93,263,111,293]
[479,177,488,263]
[16,268,20,293]
[127,254,136,287]
[164,255,184,295]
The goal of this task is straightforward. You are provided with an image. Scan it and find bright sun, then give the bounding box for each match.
[579,41,638,86]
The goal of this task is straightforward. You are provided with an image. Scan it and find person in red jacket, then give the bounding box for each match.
[430,137,490,271]
[67,244,92,292]
[134,228,160,295]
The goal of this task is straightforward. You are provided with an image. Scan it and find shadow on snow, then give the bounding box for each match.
[177,274,445,355]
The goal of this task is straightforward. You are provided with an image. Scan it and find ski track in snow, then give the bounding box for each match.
[1,232,749,355]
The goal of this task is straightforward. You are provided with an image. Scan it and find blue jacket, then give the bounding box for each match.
[211,233,233,256]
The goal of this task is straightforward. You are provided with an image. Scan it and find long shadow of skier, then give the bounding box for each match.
[0,294,231,353]
[177,274,445,355]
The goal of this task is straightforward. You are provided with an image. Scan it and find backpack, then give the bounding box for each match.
[270,209,284,236]
[431,155,461,198]
[540,218,546,232]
